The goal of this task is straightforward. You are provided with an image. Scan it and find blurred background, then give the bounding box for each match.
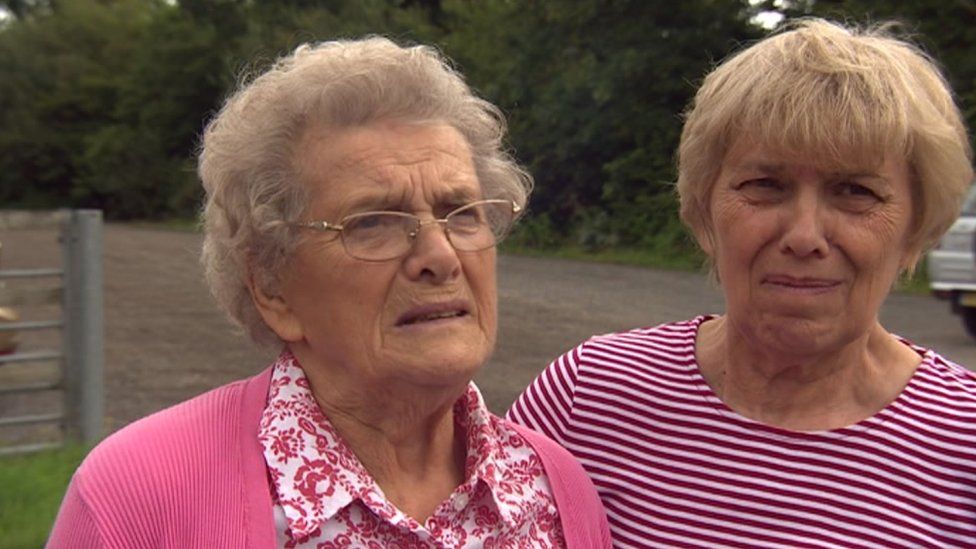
[1,0,973,266]
[2,1,975,546]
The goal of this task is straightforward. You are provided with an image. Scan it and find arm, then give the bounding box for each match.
[506,343,586,449]
[46,473,106,549]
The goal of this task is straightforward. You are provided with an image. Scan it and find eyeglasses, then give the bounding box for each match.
[293,199,522,261]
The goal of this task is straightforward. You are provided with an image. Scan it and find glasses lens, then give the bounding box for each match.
[446,200,515,251]
[341,212,415,260]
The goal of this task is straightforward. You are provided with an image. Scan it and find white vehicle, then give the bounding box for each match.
[928,186,976,338]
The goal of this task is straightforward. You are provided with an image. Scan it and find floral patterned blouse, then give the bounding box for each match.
[258,351,565,548]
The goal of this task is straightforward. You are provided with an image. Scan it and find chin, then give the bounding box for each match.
[406,343,491,383]
[433,346,491,374]
[759,319,852,358]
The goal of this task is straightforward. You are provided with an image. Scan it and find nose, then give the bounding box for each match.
[402,219,462,283]
[779,193,830,258]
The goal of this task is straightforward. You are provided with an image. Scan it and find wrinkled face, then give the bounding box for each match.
[264,121,497,390]
[703,139,915,357]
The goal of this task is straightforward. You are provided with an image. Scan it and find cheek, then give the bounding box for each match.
[465,253,497,314]
[849,238,904,290]
[846,211,912,269]
[709,194,759,249]
[712,212,767,276]
[287,267,342,321]
[305,259,395,326]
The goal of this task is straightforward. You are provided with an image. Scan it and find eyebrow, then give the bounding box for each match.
[731,161,889,182]
[438,187,483,204]
[338,185,482,215]
[733,161,785,173]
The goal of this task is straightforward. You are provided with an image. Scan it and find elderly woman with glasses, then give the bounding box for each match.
[509,19,976,547]
[48,38,610,548]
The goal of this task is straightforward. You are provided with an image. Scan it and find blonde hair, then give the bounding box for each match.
[678,18,973,266]
[199,37,532,346]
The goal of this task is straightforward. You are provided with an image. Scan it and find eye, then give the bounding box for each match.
[446,203,487,231]
[735,178,785,202]
[347,213,385,230]
[437,201,475,218]
[738,178,782,190]
[452,205,481,219]
[835,182,880,199]
[833,181,885,211]
[343,212,405,234]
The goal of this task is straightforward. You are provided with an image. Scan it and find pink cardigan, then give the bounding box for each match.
[47,367,611,548]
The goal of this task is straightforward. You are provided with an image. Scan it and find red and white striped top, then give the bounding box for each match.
[507,316,976,548]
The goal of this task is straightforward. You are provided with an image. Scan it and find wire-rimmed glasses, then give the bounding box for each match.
[293,199,522,261]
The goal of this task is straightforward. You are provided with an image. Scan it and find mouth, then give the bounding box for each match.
[396,301,471,327]
[762,275,841,291]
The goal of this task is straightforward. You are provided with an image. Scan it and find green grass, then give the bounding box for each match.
[0,445,88,549]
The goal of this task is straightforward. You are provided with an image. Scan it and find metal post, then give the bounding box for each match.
[61,209,104,444]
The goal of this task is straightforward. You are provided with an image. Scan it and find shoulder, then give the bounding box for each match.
[919,348,976,383]
[568,316,705,375]
[504,420,613,547]
[506,317,707,434]
[490,406,591,481]
[910,347,976,409]
[505,420,582,472]
[87,376,250,462]
[50,369,276,546]
[70,372,264,516]
[891,343,976,445]
[586,316,704,346]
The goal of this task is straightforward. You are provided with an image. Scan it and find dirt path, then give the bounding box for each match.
[1,224,974,437]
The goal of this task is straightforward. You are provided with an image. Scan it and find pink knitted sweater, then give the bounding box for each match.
[47,367,611,548]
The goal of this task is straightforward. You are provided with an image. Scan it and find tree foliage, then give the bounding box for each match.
[0,0,972,256]
[441,1,759,251]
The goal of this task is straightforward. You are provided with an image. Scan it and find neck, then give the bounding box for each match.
[318,395,465,497]
[696,316,920,430]
[291,347,469,521]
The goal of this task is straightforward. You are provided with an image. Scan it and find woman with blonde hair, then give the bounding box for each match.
[510,18,976,547]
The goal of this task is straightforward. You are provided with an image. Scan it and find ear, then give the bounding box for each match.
[247,271,305,343]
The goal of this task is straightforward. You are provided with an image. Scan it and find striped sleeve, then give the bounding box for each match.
[506,341,588,447]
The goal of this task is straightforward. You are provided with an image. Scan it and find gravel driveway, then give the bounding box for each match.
[1,224,973,440]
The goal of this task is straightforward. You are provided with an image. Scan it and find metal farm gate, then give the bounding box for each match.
[0,210,104,455]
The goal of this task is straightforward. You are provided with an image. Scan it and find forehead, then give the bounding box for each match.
[294,121,480,210]
[720,137,898,177]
